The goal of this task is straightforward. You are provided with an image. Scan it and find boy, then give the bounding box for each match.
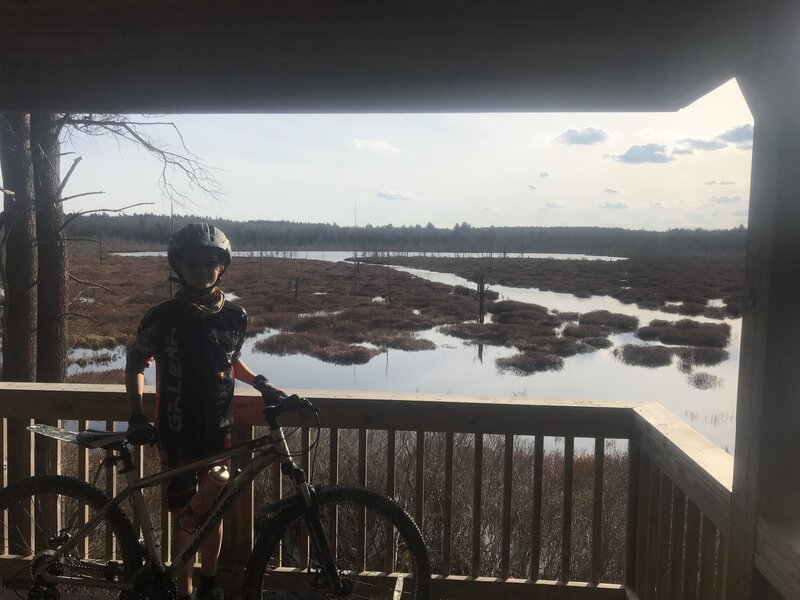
[125,222,277,599]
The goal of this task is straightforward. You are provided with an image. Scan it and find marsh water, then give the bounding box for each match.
[86,251,740,453]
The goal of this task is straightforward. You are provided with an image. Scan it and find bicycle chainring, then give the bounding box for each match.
[131,567,178,600]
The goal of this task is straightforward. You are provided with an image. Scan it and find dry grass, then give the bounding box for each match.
[496,352,564,374]
[637,319,731,348]
[578,310,639,332]
[613,345,673,368]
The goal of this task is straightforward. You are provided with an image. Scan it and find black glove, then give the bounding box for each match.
[126,413,155,446]
[253,374,288,405]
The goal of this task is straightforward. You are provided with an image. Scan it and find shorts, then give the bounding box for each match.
[160,430,231,511]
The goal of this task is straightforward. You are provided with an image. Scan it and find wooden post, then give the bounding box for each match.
[729,3,800,598]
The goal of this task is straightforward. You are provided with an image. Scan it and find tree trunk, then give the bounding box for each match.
[0,113,37,381]
[0,113,37,489]
[32,113,67,383]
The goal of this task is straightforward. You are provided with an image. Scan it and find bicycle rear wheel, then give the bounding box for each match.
[243,485,430,600]
[0,475,141,599]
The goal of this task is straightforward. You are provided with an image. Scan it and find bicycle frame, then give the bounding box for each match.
[35,422,310,593]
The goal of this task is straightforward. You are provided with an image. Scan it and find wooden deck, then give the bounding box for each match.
[0,382,780,598]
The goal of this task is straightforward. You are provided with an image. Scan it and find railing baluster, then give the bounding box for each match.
[471,433,483,578]
[656,472,673,599]
[562,436,574,582]
[625,441,641,588]
[299,426,310,568]
[271,452,282,568]
[105,420,116,559]
[591,437,605,583]
[329,427,339,487]
[384,429,396,572]
[501,433,513,579]
[7,419,33,555]
[78,421,89,557]
[531,435,543,581]
[357,429,367,572]
[415,430,425,529]
[699,515,717,599]
[717,533,729,600]
[644,463,661,599]
[328,428,339,562]
[634,452,652,596]
[443,431,454,575]
[683,501,701,600]
[668,488,687,599]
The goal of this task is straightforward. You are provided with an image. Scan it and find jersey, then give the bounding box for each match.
[125,296,247,454]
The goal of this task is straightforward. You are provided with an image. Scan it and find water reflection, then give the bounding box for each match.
[75,256,741,454]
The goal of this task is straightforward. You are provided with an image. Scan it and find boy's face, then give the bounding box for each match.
[179,247,224,290]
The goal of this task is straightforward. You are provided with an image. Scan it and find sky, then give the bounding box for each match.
[61,78,754,231]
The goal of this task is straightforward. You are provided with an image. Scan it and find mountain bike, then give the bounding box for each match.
[0,394,430,599]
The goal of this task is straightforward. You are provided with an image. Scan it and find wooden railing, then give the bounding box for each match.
[0,383,745,599]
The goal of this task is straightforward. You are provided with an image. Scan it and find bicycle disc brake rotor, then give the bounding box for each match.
[131,567,178,600]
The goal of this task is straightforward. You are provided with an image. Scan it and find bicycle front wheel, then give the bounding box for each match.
[244,485,430,600]
[0,475,141,599]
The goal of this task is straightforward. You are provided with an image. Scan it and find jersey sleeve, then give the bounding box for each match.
[125,307,160,374]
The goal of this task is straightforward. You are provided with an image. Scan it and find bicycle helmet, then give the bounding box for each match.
[167,223,232,273]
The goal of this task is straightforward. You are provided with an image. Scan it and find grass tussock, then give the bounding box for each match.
[687,372,724,390]
[578,310,638,332]
[613,345,673,368]
[674,346,729,368]
[255,332,381,365]
[68,351,117,368]
[67,368,125,384]
[637,319,731,348]
[496,352,564,375]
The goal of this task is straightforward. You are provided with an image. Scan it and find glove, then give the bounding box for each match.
[253,374,288,405]
[126,413,155,446]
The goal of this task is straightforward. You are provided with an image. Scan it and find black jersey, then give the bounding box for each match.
[125,296,247,451]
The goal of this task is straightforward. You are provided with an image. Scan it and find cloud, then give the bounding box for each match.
[603,188,620,194]
[708,195,742,204]
[545,201,566,209]
[613,144,674,164]
[718,123,753,146]
[672,148,694,156]
[528,184,538,191]
[731,209,749,218]
[599,201,628,210]
[705,180,735,186]
[650,201,664,208]
[482,205,500,212]
[376,190,415,201]
[678,138,727,151]
[555,127,610,145]
[352,139,399,155]
[540,171,551,178]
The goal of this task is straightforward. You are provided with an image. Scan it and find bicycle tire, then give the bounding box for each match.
[243,485,430,600]
[0,475,142,599]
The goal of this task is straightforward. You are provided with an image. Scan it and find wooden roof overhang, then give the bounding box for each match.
[1,0,750,113]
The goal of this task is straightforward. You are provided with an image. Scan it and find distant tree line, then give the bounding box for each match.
[66,213,747,256]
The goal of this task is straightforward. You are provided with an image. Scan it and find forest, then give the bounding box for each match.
[66,213,747,256]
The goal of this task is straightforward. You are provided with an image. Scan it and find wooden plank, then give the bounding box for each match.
[634,453,652,594]
[329,427,339,487]
[531,434,544,581]
[415,430,424,529]
[698,515,716,600]
[625,442,641,588]
[358,428,367,488]
[6,418,33,555]
[428,574,628,599]
[753,516,800,600]
[644,462,660,600]
[443,431,453,575]
[501,433,513,579]
[683,501,701,600]
[562,436,574,582]
[717,533,729,600]
[385,429,396,573]
[591,437,605,583]
[0,383,640,438]
[655,472,672,600]
[471,433,483,579]
[668,488,687,599]
[632,403,732,534]
[221,423,255,589]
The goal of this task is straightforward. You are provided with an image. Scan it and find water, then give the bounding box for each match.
[81,254,740,453]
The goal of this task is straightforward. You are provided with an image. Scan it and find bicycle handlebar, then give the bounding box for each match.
[262,394,319,423]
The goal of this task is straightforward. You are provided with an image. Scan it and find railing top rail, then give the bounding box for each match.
[632,402,733,533]
[0,382,641,438]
